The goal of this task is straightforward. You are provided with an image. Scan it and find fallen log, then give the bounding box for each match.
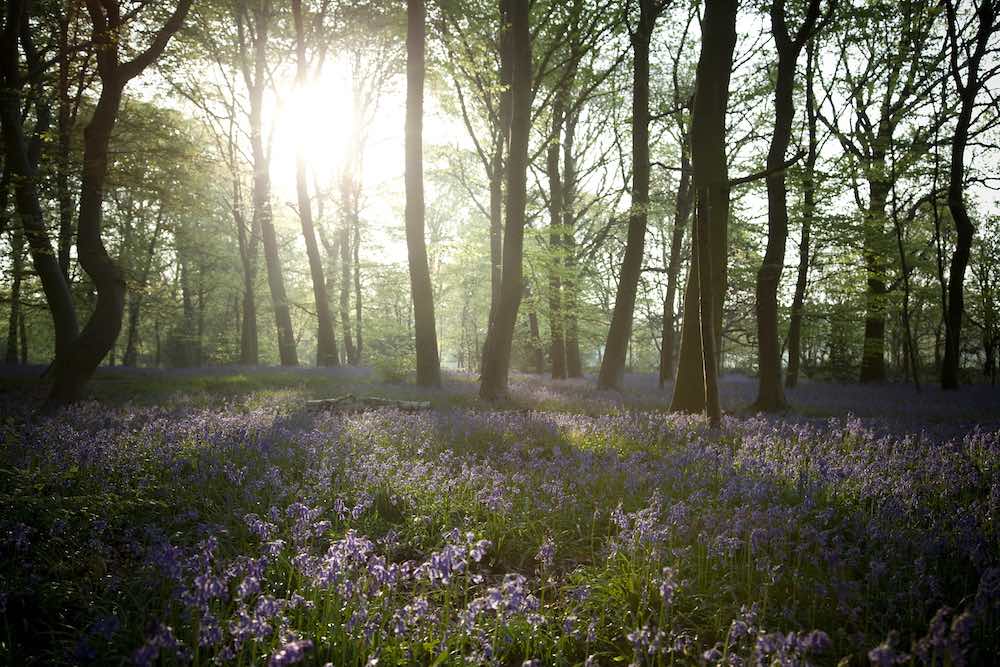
[306,394,432,413]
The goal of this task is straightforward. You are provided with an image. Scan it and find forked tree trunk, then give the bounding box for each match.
[48,0,192,403]
[670,0,737,415]
[405,0,442,387]
[0,4,79,362]
[479,0,531,400]
[598,0,658,390]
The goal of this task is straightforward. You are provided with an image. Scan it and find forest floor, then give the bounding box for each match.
[1,366,998,665]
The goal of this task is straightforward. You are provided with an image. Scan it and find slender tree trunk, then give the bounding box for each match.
[405,0,442,387]
[123,213,164,367]
[234,188,260,365]
[247,0,297,367]
[546,94,568,379]
[528,300,544,375]
[670,0,737,415]
[339,218,356,364]
[5,225,24,364]
[563,109,583,377]
[353,221,362,363]
[56,8,75,283]
[291,0,338,367]
[787,39,819,389]
[754,0,821,411]
[941,0,995,388]
[18,311,27,364]
[598,0,657,390]
[479,0,531,400]
[0,7,79,362]
[488,146,504,325]
[180,253,197,367]
[659,126,691,387]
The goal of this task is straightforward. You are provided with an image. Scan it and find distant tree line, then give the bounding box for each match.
[1,0,999,414]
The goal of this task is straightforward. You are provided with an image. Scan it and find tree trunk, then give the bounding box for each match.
[479,0,531,400]
[546,94,568,379]
[56,8,74,283]
[339,218,356,364]
[48,80,127,403]
[563,108,583,377]
[405,0,442,387]
[659,125,691,387]
[0,5,79,363]
[353,220,362,364]
[787,38,819,389]
[670,0,737,415]
[123,213,164,367]
[528,298,544,375]
[753,0,821,411]
[235,186,259,365]
[598,0,657,390]
[859,170,889,384]
[5,224,24,365]
[941,0,995,389]
[292,0,338,367]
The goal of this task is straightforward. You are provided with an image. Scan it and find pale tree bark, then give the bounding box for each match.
[405,0,442,387]
[480,0,532,400]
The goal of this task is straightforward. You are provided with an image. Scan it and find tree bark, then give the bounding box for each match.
[339,217,356,364]
[405,0,442,387]
[479,0,531,400]
[670,0,737,415]
[245,0,297,367]
[598,0,658,390]
[659,124,691,387]
[123,212,164,367]
[753,0,821,411]
[48,0,192,403]
[5,224,24,365]
[291,0,338,367]
[546,94,568,379]
[0,3,79,363]
[787,38,819,389]
[941,0,996,389]
[859,162,890,384]
[563,107,583,377]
